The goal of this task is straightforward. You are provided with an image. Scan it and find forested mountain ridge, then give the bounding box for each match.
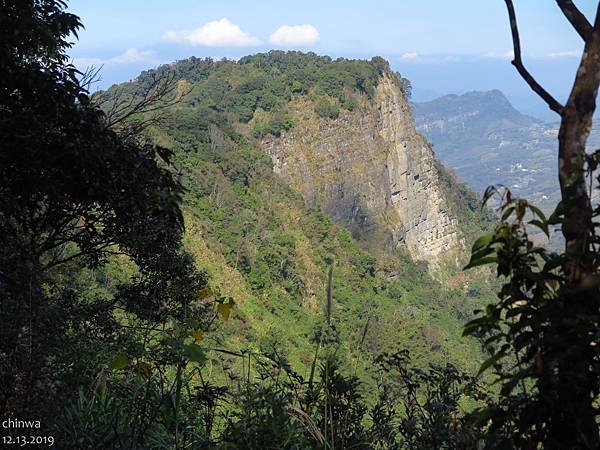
[103,51,495,374]
[124,52,489,270]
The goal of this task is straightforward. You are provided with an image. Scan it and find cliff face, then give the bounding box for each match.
[262,73,464,268]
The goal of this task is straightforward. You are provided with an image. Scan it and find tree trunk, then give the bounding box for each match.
[558,15,600,281]
[553,11,600,449]
[502,2,600,447]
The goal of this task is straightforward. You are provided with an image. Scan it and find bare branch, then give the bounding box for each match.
[556,0,593,41]
[41,243,121,272]
[95,71,191,135]
[504,0,565,115]
[79,65,104,93]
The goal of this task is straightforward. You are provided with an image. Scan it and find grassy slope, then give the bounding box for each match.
[113,52,495,386]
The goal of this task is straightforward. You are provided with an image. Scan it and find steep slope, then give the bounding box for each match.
[103,52,494,379]
[173,143,485,375]
[263,73,464,269]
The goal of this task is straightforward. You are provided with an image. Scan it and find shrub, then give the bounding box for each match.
[314,98,340,120]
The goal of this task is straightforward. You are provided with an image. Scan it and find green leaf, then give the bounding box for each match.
[528,219,549,237]
[547,202,564,225]
[500,372,528,397]
[482,186,498,206]
[501,206,515,221]
[505,305,529,319]
[478,350,507,376]
[217,297,235,322]
[514,332,534,352]
[471,232,495,252]
[543,254,563,272]
[528,205,546,222]
[464,254,497,270]
[108,353,128,370]
[184,343,206,365]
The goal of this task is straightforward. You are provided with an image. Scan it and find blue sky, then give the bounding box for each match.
[69,0,597,121]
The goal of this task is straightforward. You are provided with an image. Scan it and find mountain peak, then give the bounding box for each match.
[412,86,560,210]
[413,89,539,126]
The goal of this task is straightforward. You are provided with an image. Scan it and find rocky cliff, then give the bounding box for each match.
[113,52,490,376]
[262,73,464,269]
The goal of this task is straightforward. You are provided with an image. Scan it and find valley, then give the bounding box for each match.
[413,89,600,214]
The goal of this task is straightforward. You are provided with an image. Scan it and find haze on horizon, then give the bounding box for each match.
[71,0,597,121]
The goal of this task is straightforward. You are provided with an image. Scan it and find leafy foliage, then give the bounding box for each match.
[314,97,340,119]
[125,50,406,134]
[376,350,483,449]
[0,0,207,432]
[464,185,600,448]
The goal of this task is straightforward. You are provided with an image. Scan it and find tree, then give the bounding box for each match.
[464,1,600,447]
[504,0,600,282]
[0,0,203,423]
[0,0,187,276]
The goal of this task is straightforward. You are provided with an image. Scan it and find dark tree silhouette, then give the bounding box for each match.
[0,0,203,423]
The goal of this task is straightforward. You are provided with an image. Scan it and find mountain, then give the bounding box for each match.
[103,52,494,381]
[413,90,560,210]
[262,72,464,269]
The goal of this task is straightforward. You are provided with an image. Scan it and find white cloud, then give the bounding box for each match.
[399,52,419,61]
[72,48,158,72]
[443,54,461,63]
[396,53,462,64]
[269,24,320,46]
[162,18,261,47]
[110,48,157,64]
[481,51,514,60]
[547,50,580,58]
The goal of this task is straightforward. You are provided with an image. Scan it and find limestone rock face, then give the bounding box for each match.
[261,73,464,268]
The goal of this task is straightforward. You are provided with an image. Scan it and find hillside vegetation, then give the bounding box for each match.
[5,1,600,447]
[80,52,495,445]
[130,52,495,374]
[2,6,495,444]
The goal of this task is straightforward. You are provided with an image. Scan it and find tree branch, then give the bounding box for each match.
[97,71,189,131]
[556,3,600,280]
[41,243,122,272]
[556,0,593,41]
[504,0,565,115]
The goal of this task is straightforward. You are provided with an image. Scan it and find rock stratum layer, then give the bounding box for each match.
[262,73,464,268]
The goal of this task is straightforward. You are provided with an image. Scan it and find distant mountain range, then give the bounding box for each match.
[413,90,600,213]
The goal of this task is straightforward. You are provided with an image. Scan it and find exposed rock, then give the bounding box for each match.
[261,73,464,269]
